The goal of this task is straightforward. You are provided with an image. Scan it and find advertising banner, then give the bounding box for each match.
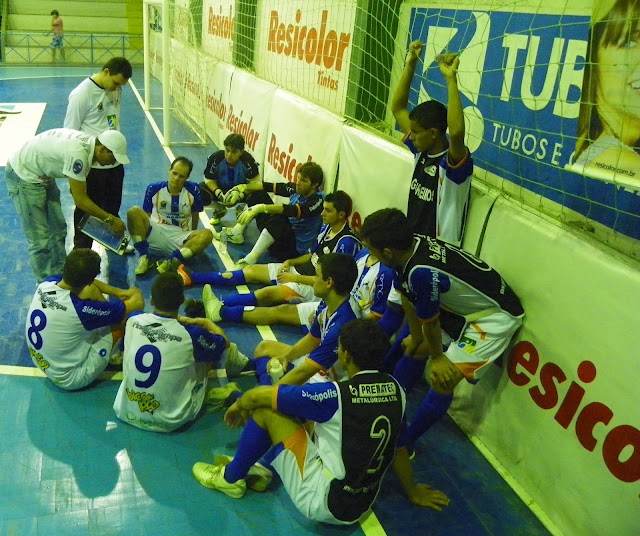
[262,89,343,189]
[203,61,234,149]
[202,0,234,63]
[398,1,640,239]
[337,125,414,230]
[254,0,357,115]
[449,199,640,536]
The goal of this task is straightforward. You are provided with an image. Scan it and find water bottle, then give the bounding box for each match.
[268,358,284,384]
[218,230,228,256]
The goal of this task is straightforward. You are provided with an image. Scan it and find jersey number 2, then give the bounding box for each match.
[367,416,392,474]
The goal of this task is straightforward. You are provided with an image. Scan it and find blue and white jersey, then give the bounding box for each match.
[308,223,361,269]
[142,181,204,231]
[284,191,323,255]
[114,312,226,432]
[307,298,360,380]
[275,371,406,522]
[351,249,394,319]
[203,150,260,192]
[403,133,473,246]
[26,276,125,381]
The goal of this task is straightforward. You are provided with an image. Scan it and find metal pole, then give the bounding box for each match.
[162,0,170,146]
[142,1,151,111]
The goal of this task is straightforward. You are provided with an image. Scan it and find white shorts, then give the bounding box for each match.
[147,224,193,256]
[296,301,322,328]
[441,311,523,381]
[271,427,349,525]
[47,326,114,390]
[267,263,318,303]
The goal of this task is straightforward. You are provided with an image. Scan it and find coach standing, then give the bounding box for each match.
[5,128,129,282]
[64,57,132,249]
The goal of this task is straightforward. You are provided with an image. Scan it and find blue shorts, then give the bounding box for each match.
[51,36,63,48]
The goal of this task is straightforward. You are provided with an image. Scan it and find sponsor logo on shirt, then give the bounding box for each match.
[38,289,67,310]
[348,382,399,403]
[301,388,338,402]
[73,160,84,174]
[126,389,161,414]
[133,321,182,343]
[82,305,110,316]
[410,178,434,201]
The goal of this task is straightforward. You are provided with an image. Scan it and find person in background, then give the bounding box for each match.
[50,10,65,63]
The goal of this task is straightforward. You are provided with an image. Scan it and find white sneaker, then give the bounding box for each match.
[224,343,250,377]
[192,462,246,498]
[135,255,152,275]
[214,455,273,492]
[202,284,222,322]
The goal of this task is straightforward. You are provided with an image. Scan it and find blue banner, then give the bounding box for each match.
[406,8,640,239]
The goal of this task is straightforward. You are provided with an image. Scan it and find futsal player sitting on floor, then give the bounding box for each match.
[25,249,144,390]
[361,209,524,508]
[212,161,324,267]
[128,157,214,276]
[113,272,248,432]
[192,319,406,526]
[174,192,360,321]
[207,254,360,406]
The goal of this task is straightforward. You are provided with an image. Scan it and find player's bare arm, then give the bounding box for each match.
[68,178,126,235]
[391,40,423,133]
[278,360,320,387]
[437,52,467,165]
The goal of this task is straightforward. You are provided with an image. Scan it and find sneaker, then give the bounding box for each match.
[192,462,246,498]
[176,264,193,286]
[108,352,123,366]
[156,257,182,274]
[135,255,152,275]
[203,284,223,322]
[184,298,205,318]
[205,382,241,412]
[213,227,244,245]
[209,207,228,226]
[214,455,273,492]
[224,343,250,377]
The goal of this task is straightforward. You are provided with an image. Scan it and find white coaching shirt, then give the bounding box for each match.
[114,312,226,432]
[9,128,95,184]
[64,77,123,170]
[26,276,126,387]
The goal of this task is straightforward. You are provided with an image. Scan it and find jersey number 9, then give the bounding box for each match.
[134,345,162,388]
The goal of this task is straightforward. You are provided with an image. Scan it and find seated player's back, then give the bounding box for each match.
[26,276,124,387]
[114,311,224,432]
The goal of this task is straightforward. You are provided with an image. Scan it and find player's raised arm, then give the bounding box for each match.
[437,52,466,165]
[391,40,423,134]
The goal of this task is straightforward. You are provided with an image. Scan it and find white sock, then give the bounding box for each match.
[244,229,275,264]
[131,234,143,243]
[230,222,246,235]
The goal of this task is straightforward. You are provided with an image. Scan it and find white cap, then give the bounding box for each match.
[98,130,130,165]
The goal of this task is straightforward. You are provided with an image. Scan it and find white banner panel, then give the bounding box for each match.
[449,199,640,536]
[337,125,413,230]
[263,89,343,188]
[254,0,357,115]
[148,30,163,80]
[223,70,276,173]
[202,0,234,63]
[0,104,46,166]
[203,61,234,149]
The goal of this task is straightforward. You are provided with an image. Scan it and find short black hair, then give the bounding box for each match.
[224,133,245,151]
[151,272,184,311]
[171,156,193,175]
[103,57,133,79]
[317,253,357,295]
[360,208,413,251]
[339,319,390,370]
[409,100,448,132]
[63,249,101,288]
[51,10,59,16]
[324,190,352,217]
[298,162,324,188]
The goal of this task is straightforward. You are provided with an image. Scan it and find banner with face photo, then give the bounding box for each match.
[567,0,640,191]
[396,1,640,240]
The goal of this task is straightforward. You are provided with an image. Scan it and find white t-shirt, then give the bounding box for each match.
[64,77,122,169]
[113,312,226,432]
[8,128,95,184]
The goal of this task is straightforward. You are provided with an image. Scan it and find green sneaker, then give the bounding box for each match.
[203,284,223,322]
[205,382,241,412]
[192,462,246,498]
[214,455,273,492]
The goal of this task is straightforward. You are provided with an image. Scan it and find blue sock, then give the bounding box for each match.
[254,356,273,385]
[405,390,453,444]
[224,418,272,483]
[171,249,187,263]
[220,305,244,323]
[393,354,426,393]
[223,293,258,307]
[191,270,246,286]
[134,240,149,256]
